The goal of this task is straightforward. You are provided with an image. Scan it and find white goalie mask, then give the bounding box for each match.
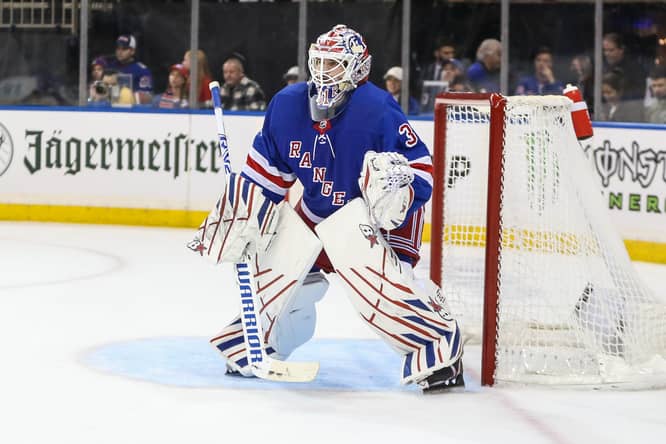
[308,24,372,120]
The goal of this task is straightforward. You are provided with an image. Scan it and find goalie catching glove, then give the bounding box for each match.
[188,173,280,264]
[358,151,414,230]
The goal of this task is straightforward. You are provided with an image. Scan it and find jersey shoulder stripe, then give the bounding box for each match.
[409,156,434,187]
[408,154,432,166]
[246,156,294,189]
[241,165,289,197]
[247,147,297,183]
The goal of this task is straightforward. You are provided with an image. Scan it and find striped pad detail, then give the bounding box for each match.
[401,323,463,385]
[209,316,276,376]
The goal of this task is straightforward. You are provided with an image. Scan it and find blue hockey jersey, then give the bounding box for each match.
[107,59,153,93]
[241,81,433,225]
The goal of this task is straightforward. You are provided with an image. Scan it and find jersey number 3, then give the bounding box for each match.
[399,123,418,148]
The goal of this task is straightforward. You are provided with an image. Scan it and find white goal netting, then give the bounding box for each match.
[433,95,666,387]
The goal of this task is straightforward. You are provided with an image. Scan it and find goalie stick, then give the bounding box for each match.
[208,81,319,383]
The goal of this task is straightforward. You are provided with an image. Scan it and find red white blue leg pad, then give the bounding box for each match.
[315,198,464,385]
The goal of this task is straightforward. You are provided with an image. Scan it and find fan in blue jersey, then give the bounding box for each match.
[106,35,153,105]
[191,25,464,393]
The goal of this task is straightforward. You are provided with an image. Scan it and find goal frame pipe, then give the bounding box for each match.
[482,93,506,386]
[429,100,447,287]
[431,93,495,286]
[431,92,505,386]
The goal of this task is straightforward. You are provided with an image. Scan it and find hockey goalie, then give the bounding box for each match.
[189,24,464,393]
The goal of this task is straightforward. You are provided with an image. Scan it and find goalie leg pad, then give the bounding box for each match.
[315,198,463,385]
[210,315,274,376]
[210,203,324,375]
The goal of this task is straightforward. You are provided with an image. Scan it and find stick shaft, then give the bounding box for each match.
[209,82,231,175]
[208,81,268,368]
[206,82,319,382]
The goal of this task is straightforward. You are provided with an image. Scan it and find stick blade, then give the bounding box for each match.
[252,359,320,383]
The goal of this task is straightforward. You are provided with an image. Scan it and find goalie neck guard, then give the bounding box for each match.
[307,24,372,121]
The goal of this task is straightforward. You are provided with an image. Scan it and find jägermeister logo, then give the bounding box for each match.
[22,130,222,179]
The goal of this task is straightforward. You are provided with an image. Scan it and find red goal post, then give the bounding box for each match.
[431,92,502,386]
[430,92,666,388]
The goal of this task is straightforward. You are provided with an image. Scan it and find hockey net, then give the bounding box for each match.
[430,93,666,388]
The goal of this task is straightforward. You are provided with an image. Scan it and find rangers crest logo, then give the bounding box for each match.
[359,224,378,248]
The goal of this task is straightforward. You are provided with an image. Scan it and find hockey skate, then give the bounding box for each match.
[419,357,465,394]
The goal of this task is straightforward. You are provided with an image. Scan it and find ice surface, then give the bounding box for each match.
[1,222,665,444]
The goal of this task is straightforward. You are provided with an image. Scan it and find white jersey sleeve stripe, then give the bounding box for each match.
[413,169,434,187]
[242,165,289,197]
[300,200,325,224]
[408,155,432,166]
[248,147,297,182]
[409,156,433,187]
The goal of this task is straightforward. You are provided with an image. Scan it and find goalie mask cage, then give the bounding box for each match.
[430,93,666,388]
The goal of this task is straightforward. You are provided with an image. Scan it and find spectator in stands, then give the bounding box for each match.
[182,49,212,107]
[440,58,465,85]
[467,38,501,93]
[645,64,666,124]
[569,54,594,115]
[383,66,419,115]
[449,74,473,93]
[600,70,644,122]
[90,56,108,83]
[88,71,113,107]
[87,69,134,107]
[108,69,134,106]
[153,63,189,109]
[107,34,153,105]
[283,66,300,86]
[603,32,646,101]
[515,46,564,96]
[418,39,456,113]
[220,55,266,111]
[419,58,465,113]
[421,38,457,83]
[88,56,109,103]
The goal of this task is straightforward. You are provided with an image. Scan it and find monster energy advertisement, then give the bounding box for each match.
[583,127,666,217]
